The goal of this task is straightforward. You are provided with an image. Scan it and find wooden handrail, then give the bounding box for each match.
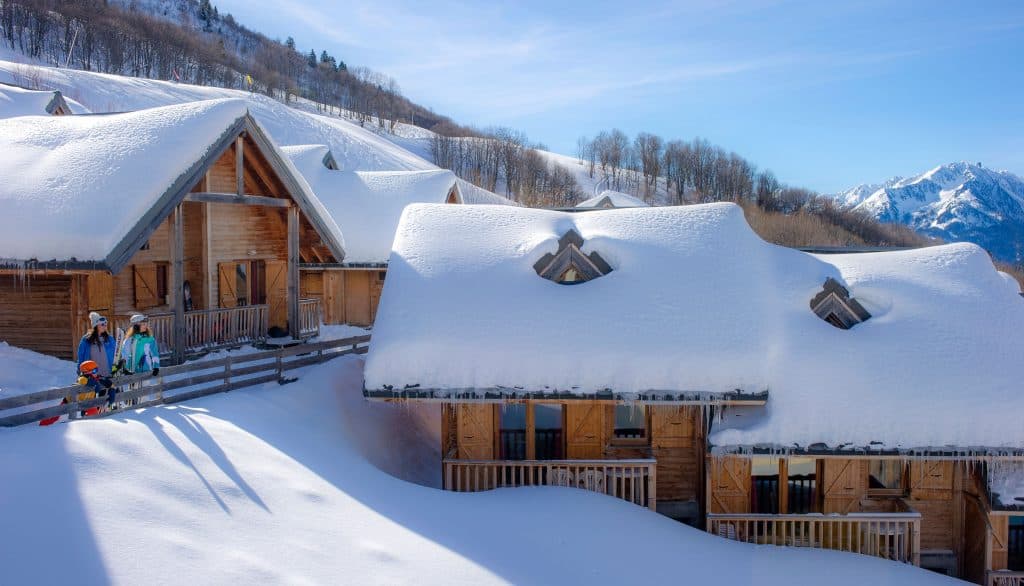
[0,334,371,427]
[707,511,922,565]
[442,458,657,511]
[989,571,1024,586]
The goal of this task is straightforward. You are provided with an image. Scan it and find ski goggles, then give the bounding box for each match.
[96,317,108,326]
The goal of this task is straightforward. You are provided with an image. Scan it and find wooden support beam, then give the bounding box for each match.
[184,192,291,208]
[235,136,244,196]
[287,206,300,339]
[172,204,186,364]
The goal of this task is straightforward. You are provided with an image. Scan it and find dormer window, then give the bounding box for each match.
[533,229,612,285]
[810,278,871,329]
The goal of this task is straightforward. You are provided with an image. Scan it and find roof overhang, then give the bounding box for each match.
[9,111,347,274]
[709,444,1024,460]
[301,262,388,270]
[363,386,768,405]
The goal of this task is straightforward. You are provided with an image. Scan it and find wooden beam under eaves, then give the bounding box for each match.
[184,192,291,208]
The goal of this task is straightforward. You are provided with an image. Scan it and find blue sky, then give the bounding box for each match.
[214,0,1024,192]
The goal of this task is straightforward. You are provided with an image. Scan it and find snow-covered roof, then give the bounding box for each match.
[576,190,650,209]
[456,178,518,205]
[365,202,1024,451]
[284,144,464,265]
[0,83,78,117]
[0,100,345,269]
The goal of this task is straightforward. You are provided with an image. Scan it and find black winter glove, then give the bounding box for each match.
[151,368,160,377]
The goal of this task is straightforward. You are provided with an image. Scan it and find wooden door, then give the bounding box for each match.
[218,262,237,308]
[265,260,287,330]
[822,459,864,513]
[323,271,344,324]
[457,404,494,459]
[709,456,751,513]
[344,270,372,326]
[565,403,605,459]
[651,406,700,501]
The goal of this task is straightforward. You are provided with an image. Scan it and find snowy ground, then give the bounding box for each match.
[0,356,958,585]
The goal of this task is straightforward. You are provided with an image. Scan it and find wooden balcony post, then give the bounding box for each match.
[648,461,657,511]
[171,203,186,364]
[235,136,244,196]
[287,206,300,339]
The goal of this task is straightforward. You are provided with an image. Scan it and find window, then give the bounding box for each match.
[533,229,613,285]
[612,404,647,442]
[750,457,820,514]
[868,460,906,492]
[751,457,780,514]
[235,262,249,306]
[377,271,387,282]
[1010,517,1024,571]
[154,263,169,303]
[533,404,563,460]
[499,404,527,460]
[810,278,871,329]
[787,457,818,514]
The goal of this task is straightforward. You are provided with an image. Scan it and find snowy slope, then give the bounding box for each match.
[0,59,434,173]
[835,162,1024,262]
[0,356,957,585]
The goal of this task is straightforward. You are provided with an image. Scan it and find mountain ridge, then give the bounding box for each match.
[835,161,1024,263]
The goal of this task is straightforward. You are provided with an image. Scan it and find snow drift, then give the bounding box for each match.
[0,356,957,585]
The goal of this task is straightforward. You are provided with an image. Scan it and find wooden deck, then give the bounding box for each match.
[443,458,657,510]
[707,510,922,565]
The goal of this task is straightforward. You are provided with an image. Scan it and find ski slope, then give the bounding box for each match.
[0,355,958,585]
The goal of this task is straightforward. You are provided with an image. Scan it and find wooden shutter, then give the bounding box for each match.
[565,402,604,459]
[822,459,864,513]
[133,264,159,309]
[265,260,288,330]
[86,273,114,313]
[218,262,237,308]
[456,404,494,459]
[909,461,954,499]
[709,456,751,513]
[651,406,696,448]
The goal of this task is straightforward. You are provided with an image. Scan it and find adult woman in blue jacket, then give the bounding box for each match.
[77,312,117,377]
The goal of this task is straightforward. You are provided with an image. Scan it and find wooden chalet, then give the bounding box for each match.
[282,145,463,326]
[0,81,74,117]
[0,100,345,362]
[364,202,1024,584]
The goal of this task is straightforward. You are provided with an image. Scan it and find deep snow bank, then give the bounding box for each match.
[0,357,956,585]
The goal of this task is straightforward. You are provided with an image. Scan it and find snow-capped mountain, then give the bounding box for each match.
[835,162,1024,262]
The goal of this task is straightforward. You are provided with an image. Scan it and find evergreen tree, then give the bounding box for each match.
[285,37,296,51]
[307,49,317,68]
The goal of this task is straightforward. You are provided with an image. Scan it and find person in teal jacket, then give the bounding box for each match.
[119,314,160,376]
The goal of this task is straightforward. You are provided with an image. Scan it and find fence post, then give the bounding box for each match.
[224,358,232,390]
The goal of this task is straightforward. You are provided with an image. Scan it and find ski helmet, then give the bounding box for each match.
[79,360,99,375]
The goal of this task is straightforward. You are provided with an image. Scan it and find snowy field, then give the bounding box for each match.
[0,355,958,585]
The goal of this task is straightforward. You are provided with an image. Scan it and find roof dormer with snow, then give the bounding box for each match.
[0,82,78,118]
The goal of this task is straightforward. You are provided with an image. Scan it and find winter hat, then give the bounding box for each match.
[129,313,148,325]
[89,312,107,327]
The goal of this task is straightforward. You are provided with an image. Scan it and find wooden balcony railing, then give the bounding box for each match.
[443,459,657,510]
[707,511,922,565]
[183,305,267,351]
[989,572,1024,586]
[298,298,320,339]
